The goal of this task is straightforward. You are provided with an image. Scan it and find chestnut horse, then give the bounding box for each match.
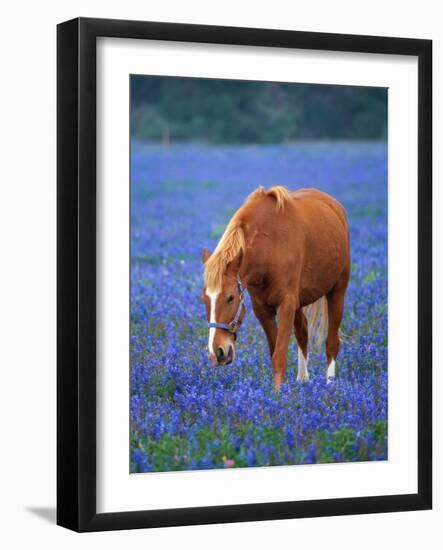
[201,186,350,389]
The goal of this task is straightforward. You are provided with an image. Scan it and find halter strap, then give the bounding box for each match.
[207,275,246,336]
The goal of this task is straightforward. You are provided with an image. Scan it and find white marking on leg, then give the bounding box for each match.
[206,289,219,355]
[327,359,336,382]
[297,348,309,382]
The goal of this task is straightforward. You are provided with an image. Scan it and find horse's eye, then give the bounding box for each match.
[227,295,234,305]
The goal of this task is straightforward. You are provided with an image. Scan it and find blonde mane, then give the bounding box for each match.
[204,218,245,292]
[247,185,292,210]
[204,186,292,292]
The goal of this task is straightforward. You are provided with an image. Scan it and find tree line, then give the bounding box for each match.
[131,75,387,143]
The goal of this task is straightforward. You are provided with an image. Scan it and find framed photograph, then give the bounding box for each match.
[57,17,432,532]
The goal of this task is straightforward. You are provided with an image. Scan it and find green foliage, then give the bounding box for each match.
[363,270,380,284]
[130,421,388,472]
[315,421,388,463]
[131,76,387,144]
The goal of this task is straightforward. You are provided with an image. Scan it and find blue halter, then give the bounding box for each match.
[208,276,246,336]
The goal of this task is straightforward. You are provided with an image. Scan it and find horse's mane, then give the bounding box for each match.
[248,185,293,211]
[204,217,245,292]
[204,186,291,292]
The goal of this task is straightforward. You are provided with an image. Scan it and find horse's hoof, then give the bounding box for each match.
[327,376,335,385]
[297,374,310,383]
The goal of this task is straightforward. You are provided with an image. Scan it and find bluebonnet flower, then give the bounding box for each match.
[130,142,388,473]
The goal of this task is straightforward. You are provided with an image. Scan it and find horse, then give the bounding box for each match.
[201,186,350,390]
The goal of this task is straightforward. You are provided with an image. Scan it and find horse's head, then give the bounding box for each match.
[201,247,246,365]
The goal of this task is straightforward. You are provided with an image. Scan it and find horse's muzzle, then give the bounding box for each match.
[215,344,234,365]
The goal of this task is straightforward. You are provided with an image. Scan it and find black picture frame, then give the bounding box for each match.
[57,17,432,532]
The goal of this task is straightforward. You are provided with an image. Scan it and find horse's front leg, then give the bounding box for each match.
[251,298,278,357]
[273,297,296,390]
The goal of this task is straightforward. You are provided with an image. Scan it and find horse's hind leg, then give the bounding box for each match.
[294,309,309,382]
[325,281,347,382]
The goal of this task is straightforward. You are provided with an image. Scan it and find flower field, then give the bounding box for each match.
[130,142,388,473]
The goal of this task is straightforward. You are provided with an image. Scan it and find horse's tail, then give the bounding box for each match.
[303,296,328,348]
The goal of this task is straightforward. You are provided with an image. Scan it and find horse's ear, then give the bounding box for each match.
[201,247,211,264]
[227,250,243,273]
